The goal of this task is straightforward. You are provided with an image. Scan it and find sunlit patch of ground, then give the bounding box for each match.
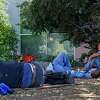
[1,79,100,100]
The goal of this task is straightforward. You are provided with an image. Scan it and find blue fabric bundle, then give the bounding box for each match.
[0,83,14,95]
[71,70,85,78]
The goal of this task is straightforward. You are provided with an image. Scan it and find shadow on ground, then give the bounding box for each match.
[1,79,100,100]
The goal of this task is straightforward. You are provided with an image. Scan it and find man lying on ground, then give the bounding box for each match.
[83,43,100,78]
[46,44,100,79]
[0,60,74,88]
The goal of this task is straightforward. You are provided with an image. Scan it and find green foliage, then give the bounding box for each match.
[20,0,100,49]
[71,59,83,69]
[37,54,55,62]
[0,0,17,61]
[21,32,47,55]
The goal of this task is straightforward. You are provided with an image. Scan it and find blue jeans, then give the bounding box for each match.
[21,63,33,88]
[52,52,72,73]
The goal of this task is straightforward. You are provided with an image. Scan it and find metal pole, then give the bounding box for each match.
[74,47,76,60]
[46,33,48,55]
[16,6,21,55]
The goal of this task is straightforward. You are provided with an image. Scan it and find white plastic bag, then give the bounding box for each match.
[46,63,54,72]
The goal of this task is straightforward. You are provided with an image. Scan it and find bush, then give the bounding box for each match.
[0,0,17,61]
[70,58,84,69]
[37,54,55,62]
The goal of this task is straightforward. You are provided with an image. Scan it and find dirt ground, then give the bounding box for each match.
[1,79,100,100]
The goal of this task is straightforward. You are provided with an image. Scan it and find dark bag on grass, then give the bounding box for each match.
[45,71,74,85]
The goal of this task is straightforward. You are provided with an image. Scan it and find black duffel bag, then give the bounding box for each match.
[45,71,74,85]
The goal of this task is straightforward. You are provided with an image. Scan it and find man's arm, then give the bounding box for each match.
[89,53,100,61]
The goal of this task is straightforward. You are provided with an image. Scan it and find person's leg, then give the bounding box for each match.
[21,63,33,88]
[52,52,72,73]
[32,62,45,87]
